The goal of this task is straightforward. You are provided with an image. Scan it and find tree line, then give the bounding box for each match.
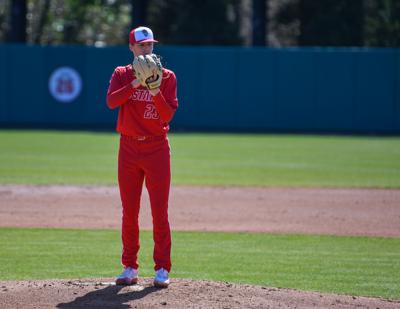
[0,0,398,47]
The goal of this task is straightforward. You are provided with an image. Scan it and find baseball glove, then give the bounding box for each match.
[132,54,163,90]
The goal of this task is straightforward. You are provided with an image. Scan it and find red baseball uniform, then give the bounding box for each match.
[107,64,178,272]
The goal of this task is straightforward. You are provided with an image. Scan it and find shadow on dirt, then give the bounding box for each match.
[56,284,160,309]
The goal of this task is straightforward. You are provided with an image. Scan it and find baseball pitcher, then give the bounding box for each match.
[106,26,178,288]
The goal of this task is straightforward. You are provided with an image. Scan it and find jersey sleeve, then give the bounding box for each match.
[152,71,179,123]
[106,67,135,109]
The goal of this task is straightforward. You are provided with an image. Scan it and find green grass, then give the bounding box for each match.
[0,130,400,187]
[171,133,400,188]
[0,228,399,299]
[0,130,119,185]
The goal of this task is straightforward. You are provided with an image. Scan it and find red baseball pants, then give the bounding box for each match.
[118,135,171,272]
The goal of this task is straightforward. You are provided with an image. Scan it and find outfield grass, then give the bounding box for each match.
[0,130,400,187]
[0,228,399,299]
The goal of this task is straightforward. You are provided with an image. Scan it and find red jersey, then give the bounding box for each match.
[106,65,178,136]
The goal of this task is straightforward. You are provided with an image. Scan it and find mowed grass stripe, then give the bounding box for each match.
[0,228,399,299]
[0,130,118,185]
[1,130,400,187]
[171,133,400,187]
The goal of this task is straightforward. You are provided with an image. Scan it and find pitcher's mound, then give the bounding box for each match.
[1,278,398,308]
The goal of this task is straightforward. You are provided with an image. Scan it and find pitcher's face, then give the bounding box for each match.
[130,42,154,57]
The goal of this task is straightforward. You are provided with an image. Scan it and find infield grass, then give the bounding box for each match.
[0,228,399,299]
[1,130,400,188]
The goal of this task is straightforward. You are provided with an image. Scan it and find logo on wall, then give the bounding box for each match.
[49,67,82,103]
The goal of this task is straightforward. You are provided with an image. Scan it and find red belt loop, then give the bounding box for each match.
[121,134,167,142]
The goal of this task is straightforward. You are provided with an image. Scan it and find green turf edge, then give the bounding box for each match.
[0,227,399,300]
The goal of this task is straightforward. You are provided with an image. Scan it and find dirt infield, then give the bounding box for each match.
[1,185,400,308]
[1,185,400,236]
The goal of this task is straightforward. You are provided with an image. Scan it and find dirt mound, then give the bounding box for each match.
[1,278,398,309]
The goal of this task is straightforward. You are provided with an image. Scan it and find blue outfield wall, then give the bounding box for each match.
[0,44,399,133]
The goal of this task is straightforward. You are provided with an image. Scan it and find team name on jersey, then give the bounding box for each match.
[131,89,153,102]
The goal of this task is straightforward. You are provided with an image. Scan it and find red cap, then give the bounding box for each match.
[129,26,158,44]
